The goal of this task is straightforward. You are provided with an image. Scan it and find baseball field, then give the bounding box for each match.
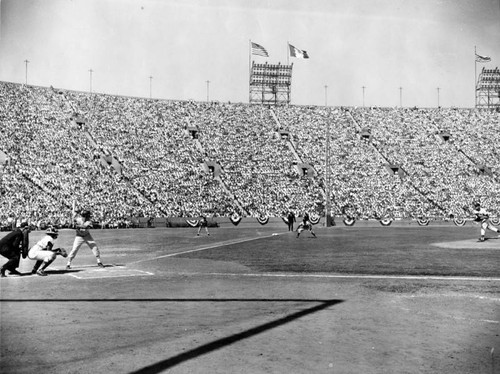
[1,224,499,374]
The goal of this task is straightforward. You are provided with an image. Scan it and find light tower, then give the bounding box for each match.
[89,69,94,93]
[24,59,29,84]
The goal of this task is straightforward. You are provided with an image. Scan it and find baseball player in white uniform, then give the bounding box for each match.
[29,226,67,276]
[472,202,500,242]
[66,210,104,269]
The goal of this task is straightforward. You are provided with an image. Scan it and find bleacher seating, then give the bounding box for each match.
[1,81,499,227]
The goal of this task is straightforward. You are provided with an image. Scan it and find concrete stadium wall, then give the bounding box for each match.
[86,217,481,230]
[146,217,480,229]
[216,217,479,228]
[334,219,473,228]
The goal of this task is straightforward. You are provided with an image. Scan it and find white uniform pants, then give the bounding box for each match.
[481,221,499,236]
[68,235,100,262]
[28,249,56,262]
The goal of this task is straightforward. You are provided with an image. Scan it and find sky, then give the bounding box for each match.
[0,0,499,108]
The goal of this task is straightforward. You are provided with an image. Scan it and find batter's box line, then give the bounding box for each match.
[60,264,126,269]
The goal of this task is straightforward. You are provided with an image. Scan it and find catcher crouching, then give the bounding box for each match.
[28,226,67,276]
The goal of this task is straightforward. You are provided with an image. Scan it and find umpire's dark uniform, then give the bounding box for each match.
[287,211,296,231]
[0,223,29,277]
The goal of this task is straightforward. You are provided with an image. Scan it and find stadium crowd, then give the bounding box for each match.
[350,107,500,217]
[1,81,499,229]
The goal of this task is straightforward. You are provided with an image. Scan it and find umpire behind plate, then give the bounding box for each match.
[0,222,30,277]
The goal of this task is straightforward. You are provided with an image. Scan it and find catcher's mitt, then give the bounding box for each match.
[53,248,68,257]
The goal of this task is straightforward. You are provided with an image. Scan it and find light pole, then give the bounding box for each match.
[206,80,210,102]
[24,60,29,85]
[325,119,331,227]
[437,87,440,108]
[149,76,153,99]
[362,86,366,107]
[324,85,328,107]
[89,69,93,93]
[399,87,403,107]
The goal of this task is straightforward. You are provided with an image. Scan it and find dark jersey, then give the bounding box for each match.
[303,213,310,224]
[0,229,28,257]
[0,230,24,248]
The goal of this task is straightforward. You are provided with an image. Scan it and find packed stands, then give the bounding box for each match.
[350,107,500,217]
[1,81,499,227]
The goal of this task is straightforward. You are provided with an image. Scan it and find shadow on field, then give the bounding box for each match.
[126,298,344,374]
[2,298,344,372]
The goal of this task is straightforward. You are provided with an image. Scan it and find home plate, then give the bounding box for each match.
[68,266,154,279]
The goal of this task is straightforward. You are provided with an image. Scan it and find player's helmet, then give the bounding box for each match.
[46,226,59,236]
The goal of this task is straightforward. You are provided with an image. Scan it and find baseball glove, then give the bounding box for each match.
[53,247,68,257]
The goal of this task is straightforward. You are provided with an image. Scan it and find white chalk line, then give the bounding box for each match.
[128,233,284,265]
[403,294,500,302]
[164,271,500,282]
[449,316,499,324]
[397,306,499,324]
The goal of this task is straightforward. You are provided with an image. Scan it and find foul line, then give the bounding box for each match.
[169,271,500,282]
[129,233,284,265]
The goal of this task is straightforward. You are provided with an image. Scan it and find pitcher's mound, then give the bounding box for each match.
[433,237,499,249]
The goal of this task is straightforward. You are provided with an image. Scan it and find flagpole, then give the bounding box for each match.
[325,119,331,227]
[474,46,477,107]
[249,40,252,104]
[287,41,289,65]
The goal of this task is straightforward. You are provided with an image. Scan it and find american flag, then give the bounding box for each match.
[251,42,269,57]
[475,53,491,63]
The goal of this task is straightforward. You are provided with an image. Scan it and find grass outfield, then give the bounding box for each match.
[175,226,500,277]
[2,225,498,278]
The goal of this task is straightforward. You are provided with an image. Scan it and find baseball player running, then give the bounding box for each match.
[29,226,67,276]
[66,210,104,269]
